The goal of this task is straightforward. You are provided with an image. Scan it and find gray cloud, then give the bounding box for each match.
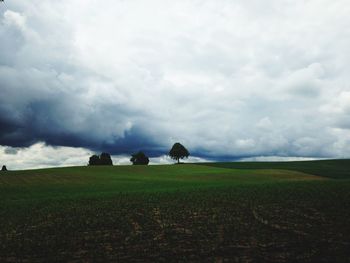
[1,0,350,168]
[4,147,18,155]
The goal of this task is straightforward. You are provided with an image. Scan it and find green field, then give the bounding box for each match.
[0,161,349,262]
[199,159,350,179]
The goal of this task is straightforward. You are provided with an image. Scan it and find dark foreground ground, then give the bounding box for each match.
[0,161,349,262]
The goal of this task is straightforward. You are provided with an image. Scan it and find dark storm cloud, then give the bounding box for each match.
[0,90,163,154]
[98,127,166,156]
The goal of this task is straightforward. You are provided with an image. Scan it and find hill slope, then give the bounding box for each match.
[0,164,322,201]
[0,161,349,262]
[196,159,350,179]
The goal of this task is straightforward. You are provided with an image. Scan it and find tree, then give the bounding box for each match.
[169,143,189,164]
[1,165,7,171]
[100,152,113,165]
[88,153,113,166]
[89,155,100,165]
[130,151,149,165]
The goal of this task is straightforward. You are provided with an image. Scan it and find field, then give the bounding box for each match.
[0,160,349,262]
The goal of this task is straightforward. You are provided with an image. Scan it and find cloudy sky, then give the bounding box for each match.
[1,0,350,169]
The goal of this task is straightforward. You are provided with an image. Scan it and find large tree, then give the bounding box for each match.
[169,143,189,164]
[130,151,149,165]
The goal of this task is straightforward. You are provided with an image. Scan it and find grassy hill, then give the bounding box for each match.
[0,161,349,262]
[197,159,350,179]
[0,164,324,201]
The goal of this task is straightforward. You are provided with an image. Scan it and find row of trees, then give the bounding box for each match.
[88,143,190,166]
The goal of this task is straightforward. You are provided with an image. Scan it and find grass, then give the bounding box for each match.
[197,159,350,179]
[0,161,349,262]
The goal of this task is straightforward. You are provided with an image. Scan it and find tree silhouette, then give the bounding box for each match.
[169,143,189,164]
[130,151,149,165]
[89,155,100,165]
[88,153,113,166]
[100,152,113,165]
[1,165,7,171]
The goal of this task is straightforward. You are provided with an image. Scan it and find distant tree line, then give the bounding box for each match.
[88,142,190,166]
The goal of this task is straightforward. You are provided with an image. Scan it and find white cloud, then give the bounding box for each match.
[321,91,350,114]
[256,117,272,130]
[3,10,26,29]
[0,143,92,170]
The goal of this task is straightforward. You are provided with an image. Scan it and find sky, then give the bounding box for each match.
[1,0,350,169]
